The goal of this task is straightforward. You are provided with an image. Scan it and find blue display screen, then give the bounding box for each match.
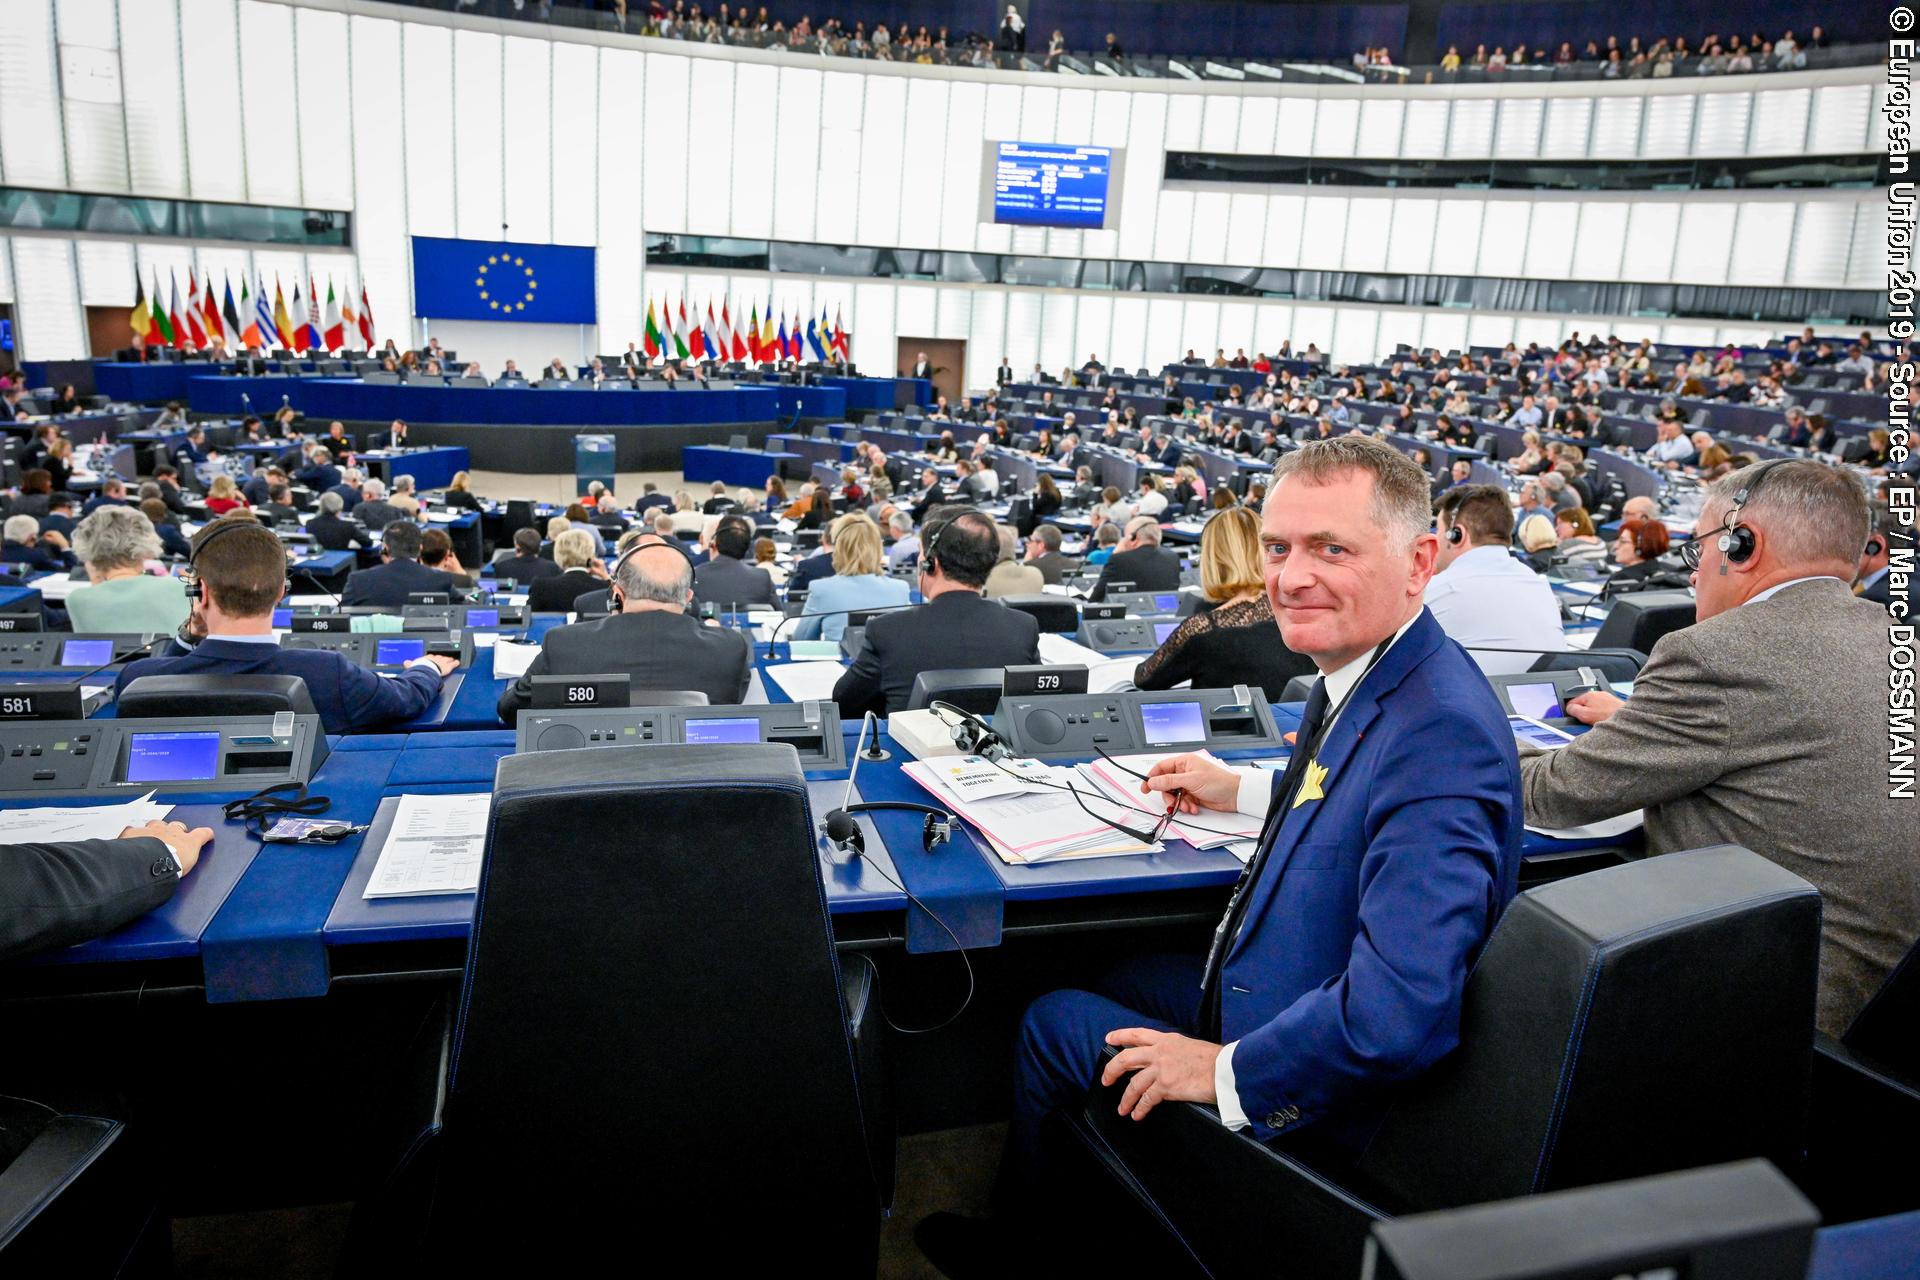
[992,142,1113,229]
[1152,622,1179,645]
[59,639,114,666]
[1506,682,1564,720]
[1153,593,1179,611]
[376,638,426,665]
[683,717,761,745]
[272,607,292,628]
[126,730,221,783]
[464,609,500,628]
[1140,701,1206,746]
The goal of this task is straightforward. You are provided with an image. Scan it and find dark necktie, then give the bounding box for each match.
[1197,678,1330,1038]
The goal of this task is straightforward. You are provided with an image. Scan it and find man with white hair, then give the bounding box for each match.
[498,532,750,722]
[1,514,72,572]
[355,478,403,532]
[1088,515,1180,602]
[1521,460,1912,1038]
[885,510,920,570]
[308,490,372,552]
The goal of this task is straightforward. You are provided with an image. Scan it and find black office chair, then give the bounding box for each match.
[1592,590,1695,652]
[116,674,319,719]
[998,594,1081,634]
[1279,674,1315,703]
[1525,647,1648,685]
[344,745,892,1272]
[0,1097,169,1276]
[1806,935,1920,1222]
[501,500,537,540]
[907,668,1006,716]
[1054,845,1821,1278]
[629,689,710,707]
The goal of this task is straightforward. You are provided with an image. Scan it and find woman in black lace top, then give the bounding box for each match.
[1132,506,1316,700]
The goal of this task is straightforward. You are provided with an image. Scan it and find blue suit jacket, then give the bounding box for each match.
[1221,608,1521,1152]
[114,639,444,734]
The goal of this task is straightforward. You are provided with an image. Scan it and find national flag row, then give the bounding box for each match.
[641,296,850,365]
[130,269,376,355]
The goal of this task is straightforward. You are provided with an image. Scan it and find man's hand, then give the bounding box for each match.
[1101,1028,1221,1121]
[120,820,212,875]
[422,654,460,677]
[40,531,68,551]
[1564,690,1624,725]
[1141,752,1241,815]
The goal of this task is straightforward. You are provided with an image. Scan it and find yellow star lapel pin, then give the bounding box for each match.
[1292,758,1329,809]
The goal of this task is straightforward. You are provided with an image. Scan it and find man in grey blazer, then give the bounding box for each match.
[691,515,779,609]
[1520,461,1914,1037]
[498,535,751,723]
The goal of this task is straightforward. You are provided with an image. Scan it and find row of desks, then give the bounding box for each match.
[12,695,1627,1007]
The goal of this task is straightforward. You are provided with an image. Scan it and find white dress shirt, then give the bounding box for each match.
[1212,614,1420,1131]
[1423,544,1564,676]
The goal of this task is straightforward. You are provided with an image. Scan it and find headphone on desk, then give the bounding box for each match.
[1714,458,1792,570]
[929,701,1012,762]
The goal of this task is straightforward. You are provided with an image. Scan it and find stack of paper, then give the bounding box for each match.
[490,640,541,679]
[363,793,493,898]
[903,755,1159,864]
[1075,752,1267,850]
[0,791,174,843]
[763,661,846,701]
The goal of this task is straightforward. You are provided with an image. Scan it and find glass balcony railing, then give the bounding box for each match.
[0,188,349,246]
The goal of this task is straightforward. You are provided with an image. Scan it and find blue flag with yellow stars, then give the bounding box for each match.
[410,236,597,324]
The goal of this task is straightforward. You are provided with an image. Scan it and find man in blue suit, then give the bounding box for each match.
[918,436,1523,1271]
[114,520,456,734]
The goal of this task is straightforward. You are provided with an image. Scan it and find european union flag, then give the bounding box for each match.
[410,236,597,324]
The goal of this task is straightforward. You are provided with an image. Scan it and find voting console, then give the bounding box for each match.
[513,701,847,773]
[0,714,326,798]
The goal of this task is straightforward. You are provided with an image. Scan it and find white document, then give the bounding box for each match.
[490,639,541,679]
[1078,753,1268,849]
[0,791,174,844]
[763,660,847,701]
[1526,809,1646,841]
[1037,632,1109,669]
[363,794,494,898]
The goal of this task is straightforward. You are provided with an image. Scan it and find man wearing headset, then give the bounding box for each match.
[495,532,751,724]
[1521,460,1912,1038]
[1424,484,1563,675]
[113,520,457,733]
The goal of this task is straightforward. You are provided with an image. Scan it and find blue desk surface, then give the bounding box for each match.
[186,375,855,428]
[0,584,44,614]
[319,728,909,950]
[681,445,800,488]
[359,446,470,491]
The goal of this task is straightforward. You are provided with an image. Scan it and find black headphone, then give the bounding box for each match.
[1715,459,1791,569]
[604,533,697,611]
[930,701,1011,762]
[823,804,953,856]
[1864,534,1886,559]
[1445,523,1465,546]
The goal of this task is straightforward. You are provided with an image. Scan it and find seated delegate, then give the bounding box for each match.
[65,506,190,635]
[1133,506,1313,701]
[115,520,458,733]
[1423,484,1564,675]
[526,529,608,613]
[918,437,1523,1269]
[1519,461,1914,1037]
[691,515,780,610]
[832,510,1041,718]
[497,534,751,722]
[340,520,463,608]
[794,514,911,643]
[1088,517,1181,602]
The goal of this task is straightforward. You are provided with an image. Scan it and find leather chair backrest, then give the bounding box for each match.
[117,674,318,719]
[435,744,879,1257]
[629,688,710,707]
[1526,647,1648,685]
[1843,933,1920,1078]
[1354,845,1820,1213]
[998,594,1080,634]
[908,668,1005,716]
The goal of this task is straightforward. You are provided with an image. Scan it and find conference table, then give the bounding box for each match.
[356,445,470,491]
[681,444,804,487]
